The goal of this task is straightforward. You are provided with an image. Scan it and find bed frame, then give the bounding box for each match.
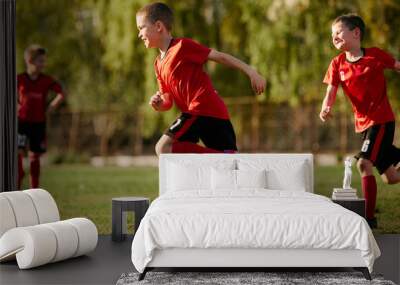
[139,154,371,280]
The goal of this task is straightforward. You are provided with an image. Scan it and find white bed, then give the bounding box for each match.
[131,154,380,280]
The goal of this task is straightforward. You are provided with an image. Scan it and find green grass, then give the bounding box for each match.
[35,165,159,234]
[22,165,400,234]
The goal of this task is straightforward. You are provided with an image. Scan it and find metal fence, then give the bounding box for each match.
[45,97,400,160]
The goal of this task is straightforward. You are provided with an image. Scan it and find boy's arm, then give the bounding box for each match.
[394,60,400,72]
[47,79,66,113]
[149,91,173,112]
[319,84,338,122]
[47,93,65,114]
[208,50,266,95]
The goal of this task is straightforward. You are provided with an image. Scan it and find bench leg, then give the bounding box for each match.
[354,267,371,280]
[138,267,149,281]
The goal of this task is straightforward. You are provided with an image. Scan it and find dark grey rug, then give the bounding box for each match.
[116,271,396,285]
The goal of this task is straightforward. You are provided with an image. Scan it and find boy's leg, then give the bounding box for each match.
[381,165,400,184]
[158,113,223,156]
[355,123,391,226]
[357,159,377,221]
[155,134,221,156]
[155,135,174,156]
[17,150,25,190]
[28,122,46,188]
[17,121,28,190]
[171,141,221,153]
[380,145,400,184]
[29,152,41,188]
[357,122,400,178]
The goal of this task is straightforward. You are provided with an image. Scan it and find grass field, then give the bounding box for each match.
[24,164,400,234]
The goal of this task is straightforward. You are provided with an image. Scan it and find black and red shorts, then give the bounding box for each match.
[165,113,238,152]
[17,120,47,153]
[355,121,400,174]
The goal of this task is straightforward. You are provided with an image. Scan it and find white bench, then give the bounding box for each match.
[0,189,97,269]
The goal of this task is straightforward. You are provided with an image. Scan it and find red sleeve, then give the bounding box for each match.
[156,75,168,93]
[154,60,168,93]
[370,47,396,69]
[50,80,65,98]
[16,74,24,104]
[16,74,23,89]
[182,38,211,64]
[323,57,341,87]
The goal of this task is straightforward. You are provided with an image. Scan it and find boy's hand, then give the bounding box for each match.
[149,91,164,110]
[248,70,266,95]
[319,106,332,122]
[47,104,57,114]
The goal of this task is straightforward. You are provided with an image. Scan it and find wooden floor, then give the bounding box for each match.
[0,235,399,285]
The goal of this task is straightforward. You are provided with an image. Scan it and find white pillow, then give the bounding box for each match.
[211,168,236,190]
[168,162,209,191]
[167,160,236,192]
[211,169,267,190]
[266,168,307,191]
[237,159,308,191]
[237,169,267,189]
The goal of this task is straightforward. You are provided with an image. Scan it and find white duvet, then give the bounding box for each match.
[131,190,380,273]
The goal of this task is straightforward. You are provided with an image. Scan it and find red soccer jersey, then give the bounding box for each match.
[154,38,230,119]
[323,47,396,133]
[17,73,64,123]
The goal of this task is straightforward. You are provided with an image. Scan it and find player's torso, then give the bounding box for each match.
[18,73,53,122]
[339,52,385,100]
[339,52,390,111]
[336,50,394,131]
[155,39,229,119]
[156,40,210,95]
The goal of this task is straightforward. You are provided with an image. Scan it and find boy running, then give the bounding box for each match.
[136,2,266,155]
[17,45,66,189]
[320,14,400,228]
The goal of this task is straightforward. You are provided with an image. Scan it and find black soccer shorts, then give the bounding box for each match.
[165,113,238,152]
[355,121,400,174]
[17,121,47,153]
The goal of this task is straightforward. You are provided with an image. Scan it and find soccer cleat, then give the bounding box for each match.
[366,217,378,229]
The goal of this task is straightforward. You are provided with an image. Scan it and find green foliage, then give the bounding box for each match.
[16,0,78,85]
[16,0,400,140]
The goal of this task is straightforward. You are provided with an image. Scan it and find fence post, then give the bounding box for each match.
[251,98,260,151]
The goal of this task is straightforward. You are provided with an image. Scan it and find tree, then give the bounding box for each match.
[16,0,400,155]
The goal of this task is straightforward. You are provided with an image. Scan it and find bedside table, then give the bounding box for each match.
[112,197,150,242]
[332,198,365,218]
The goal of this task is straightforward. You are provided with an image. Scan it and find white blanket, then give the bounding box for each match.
[131,190,380,273]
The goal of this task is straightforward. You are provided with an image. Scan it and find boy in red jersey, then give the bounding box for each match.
[136,3,266,155]
[17,45,66,189]
[320,14,400,228]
